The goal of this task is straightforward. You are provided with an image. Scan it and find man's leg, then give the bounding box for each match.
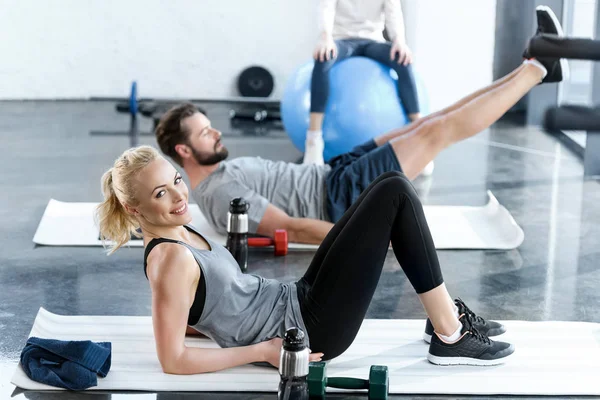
[324,64,544,218]
[324,61,551,219]
[392,61,550,179]
[374,4,566,148]
[373,64,526,146]
[372,62,525,177]
[384,5,566,179]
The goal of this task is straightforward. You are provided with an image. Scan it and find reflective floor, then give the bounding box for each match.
[1,101,599,399]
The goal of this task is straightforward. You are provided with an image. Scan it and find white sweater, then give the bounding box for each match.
[318,0,406,43]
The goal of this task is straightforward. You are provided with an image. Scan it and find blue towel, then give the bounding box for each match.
[20,337,111,390]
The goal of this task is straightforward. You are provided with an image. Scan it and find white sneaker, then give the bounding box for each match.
[303,137,325,165]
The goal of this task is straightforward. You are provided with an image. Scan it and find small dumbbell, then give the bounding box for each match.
[307,361,389,400]
[247,229,288,256]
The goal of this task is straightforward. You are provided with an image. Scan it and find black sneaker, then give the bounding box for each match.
[536,5,564,35]
[523,5,569,83]
[422,298,506,344]
[522,5,564,58]
[537,56,567,84]
[427,314,515,366]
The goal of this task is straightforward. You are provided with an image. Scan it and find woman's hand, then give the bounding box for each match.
[390,39,413,66]
[260,338,324,368]
[313,35,338,62]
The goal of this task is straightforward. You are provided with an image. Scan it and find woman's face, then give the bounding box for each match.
[130,157,192,228]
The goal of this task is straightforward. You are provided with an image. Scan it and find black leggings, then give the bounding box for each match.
[297,171,444,360]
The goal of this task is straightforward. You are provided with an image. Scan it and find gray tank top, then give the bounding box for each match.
[143,225,308,348]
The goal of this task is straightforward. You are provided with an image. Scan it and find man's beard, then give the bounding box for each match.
[191,141,229,166]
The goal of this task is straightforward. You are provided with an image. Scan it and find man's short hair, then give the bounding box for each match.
[155,103,205,166]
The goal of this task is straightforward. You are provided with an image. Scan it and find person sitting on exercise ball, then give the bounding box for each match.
[305,0,422,166]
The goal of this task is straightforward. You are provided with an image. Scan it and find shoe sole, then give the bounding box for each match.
[536,5,565,36]
[427,352,514,366]
[559,58,570,81]
[425,329,507,343]
[536,5,570,81]
[487,326,506,337]
[423,332,432,344]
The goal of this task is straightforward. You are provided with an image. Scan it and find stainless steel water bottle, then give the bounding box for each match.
[278,327,309,400]
[226,197,249,272]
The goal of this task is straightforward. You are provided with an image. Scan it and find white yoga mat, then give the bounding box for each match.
[32,192,524,250]
[12,308,600,395]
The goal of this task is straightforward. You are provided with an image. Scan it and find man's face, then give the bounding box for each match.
[182,113,229,165]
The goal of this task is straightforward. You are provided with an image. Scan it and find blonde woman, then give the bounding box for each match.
[96,145,513,374]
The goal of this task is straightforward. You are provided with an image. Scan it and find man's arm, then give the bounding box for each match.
[199,182,332,244]
[256,204,333,245]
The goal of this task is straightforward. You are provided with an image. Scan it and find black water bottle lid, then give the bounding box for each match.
[283,327,306,351]
[229,198,250,214]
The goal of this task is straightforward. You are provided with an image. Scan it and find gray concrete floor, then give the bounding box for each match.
[1,101,599,399]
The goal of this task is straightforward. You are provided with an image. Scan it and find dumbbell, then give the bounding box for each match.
[114,81,139,115]
[114,81,140,147]
[247,229,288,256]
[229,107,268,122]
[307,362,389,400]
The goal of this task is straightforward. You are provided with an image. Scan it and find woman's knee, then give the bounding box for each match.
[374,171,413,189]
[313,335,356,361]
[373,173,419,199]
[375,171,405,181]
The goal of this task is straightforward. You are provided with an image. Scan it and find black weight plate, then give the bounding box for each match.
[237,66,274,97]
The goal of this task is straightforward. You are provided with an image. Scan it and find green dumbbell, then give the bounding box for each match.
[307,361,389,400]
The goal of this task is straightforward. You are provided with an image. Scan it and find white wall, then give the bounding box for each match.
[403,0,497,112]
[0,0,496,104]
[0,0,320,99]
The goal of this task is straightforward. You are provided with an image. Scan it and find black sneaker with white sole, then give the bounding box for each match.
[523,5,569,83]
[427,314,515,366]
[538,56,567,83]
[523,5,564,58]
[422,298,506,344]
[536,5,565,36]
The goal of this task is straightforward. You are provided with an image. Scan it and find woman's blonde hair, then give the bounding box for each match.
[96,145,161,254]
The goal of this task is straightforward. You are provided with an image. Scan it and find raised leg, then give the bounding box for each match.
[374,64,526,146]
[389,63,544,179]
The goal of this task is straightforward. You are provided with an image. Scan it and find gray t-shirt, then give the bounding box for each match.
[193,157,332,233]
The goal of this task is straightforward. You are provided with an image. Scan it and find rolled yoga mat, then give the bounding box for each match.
[529,34,600,61]
[32,191,524,250]
[11,308,600,395]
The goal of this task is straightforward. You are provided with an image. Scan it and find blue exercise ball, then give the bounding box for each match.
[281,57,430,161]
